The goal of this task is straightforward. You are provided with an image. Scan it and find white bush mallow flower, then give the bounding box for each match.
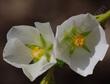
[3,22,56,81]
[55,14,109,76]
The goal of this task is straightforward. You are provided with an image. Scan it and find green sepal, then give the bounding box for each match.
[56,59,65,68]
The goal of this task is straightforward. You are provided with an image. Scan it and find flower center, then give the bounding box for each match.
[73,35,85,47]
[32,47,45,59]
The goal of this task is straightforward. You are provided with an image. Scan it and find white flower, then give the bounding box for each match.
[55,13,109,76]
[3,22,56,81]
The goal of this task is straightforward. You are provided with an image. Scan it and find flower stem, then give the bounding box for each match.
[40,67,55,84]
[96,10,110,24]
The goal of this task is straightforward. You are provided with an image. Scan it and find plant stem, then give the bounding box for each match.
[40,67,55,84]
[96,10,110,24]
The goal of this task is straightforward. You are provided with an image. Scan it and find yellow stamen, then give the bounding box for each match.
[32,47,45,59]
[73,35,85,47]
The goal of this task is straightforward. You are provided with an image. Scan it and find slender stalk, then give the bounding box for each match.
[40,67,55,84]
[96,10,110,24]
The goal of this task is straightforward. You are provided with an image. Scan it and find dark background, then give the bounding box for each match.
[0,0,110,84]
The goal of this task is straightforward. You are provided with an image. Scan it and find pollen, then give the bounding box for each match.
[73,35,85,47]
[32,47,45,59]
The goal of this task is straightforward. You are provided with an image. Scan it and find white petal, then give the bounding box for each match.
[56,13,100,41]
[7,25,40,44]
[55,13,109,76]
[97,25,109,60]
[56,14,88,41]
[34,22,54,43]
[3,38,32,68]
[99,25,107,44]
[68,44,109,76]
[54,39,71,63]
[22,55,56,81]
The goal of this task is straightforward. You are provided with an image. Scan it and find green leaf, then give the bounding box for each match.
[81,31,91,37]
[40,34,46,47]
[83,44,91,53]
